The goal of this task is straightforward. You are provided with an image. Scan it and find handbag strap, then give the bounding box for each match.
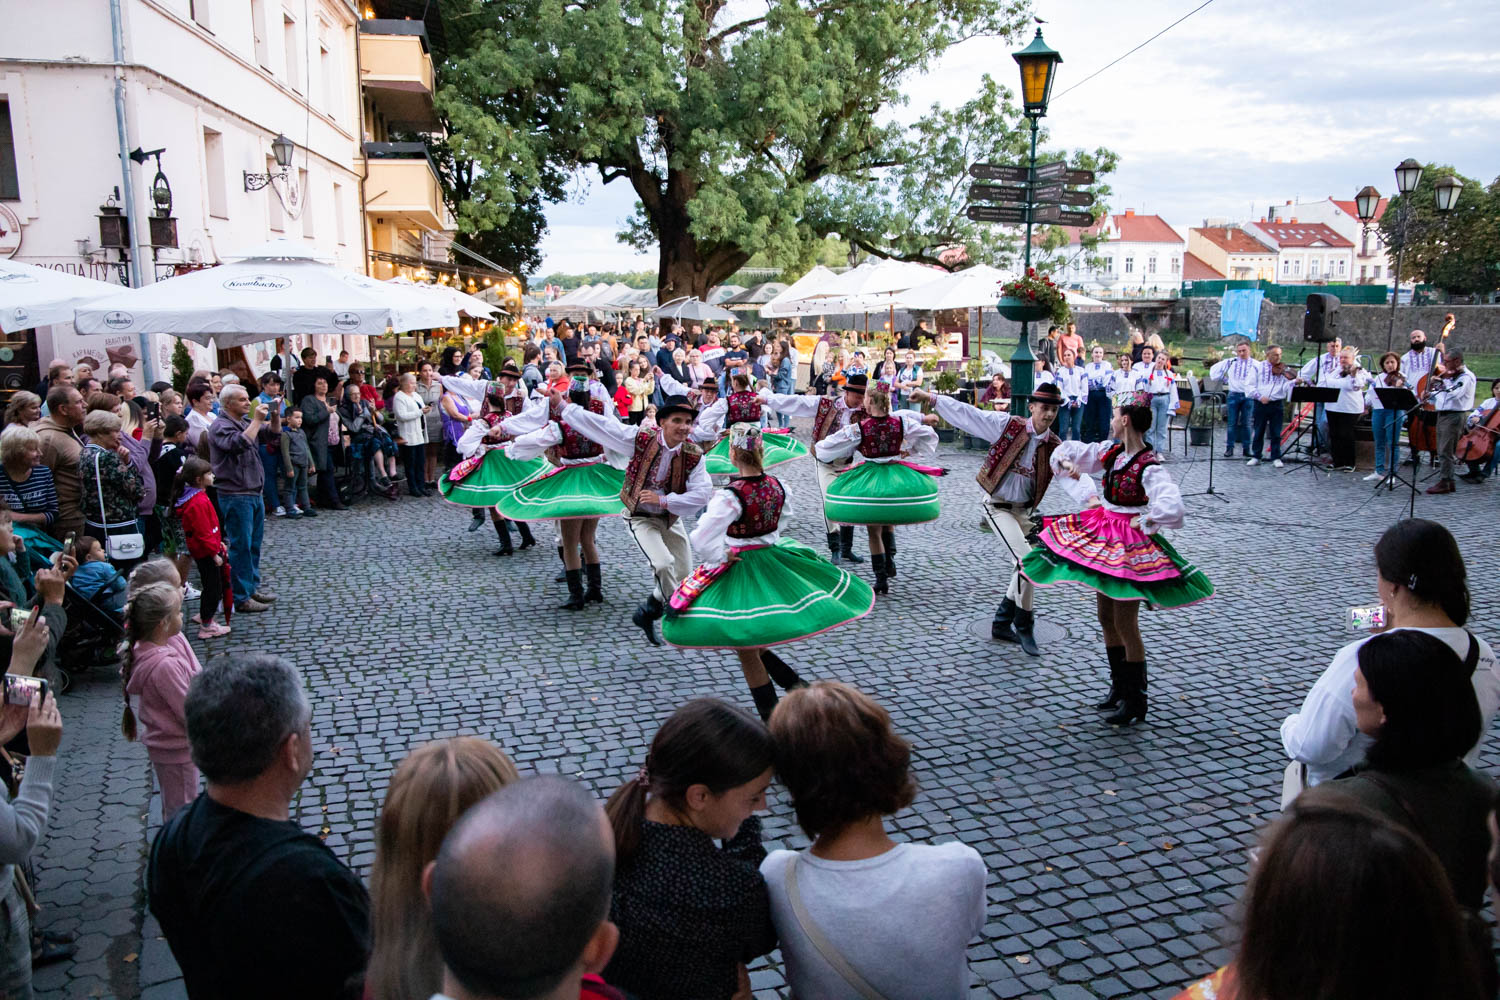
[784,855,889,1000]
[93,450,107,526]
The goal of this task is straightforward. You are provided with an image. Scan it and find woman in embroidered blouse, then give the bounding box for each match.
[1021,392,1213,725]
[813,385,940,597]
[603,699,777,1000]
[663,424,873,720]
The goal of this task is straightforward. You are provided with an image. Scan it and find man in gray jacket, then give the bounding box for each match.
[207,386,279,613]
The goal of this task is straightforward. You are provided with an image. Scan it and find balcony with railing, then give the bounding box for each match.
[362,142,452,231]
[359,20,439,130]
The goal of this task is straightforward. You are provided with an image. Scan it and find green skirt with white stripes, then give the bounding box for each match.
[821,460,941,526]
[494,462,627,521]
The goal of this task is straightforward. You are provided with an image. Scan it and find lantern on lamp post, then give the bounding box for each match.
[1375,159,1463,351]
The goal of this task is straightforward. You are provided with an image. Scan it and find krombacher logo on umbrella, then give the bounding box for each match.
[103,311,134,329]
[332,312,361,330]
[222,275,291,291]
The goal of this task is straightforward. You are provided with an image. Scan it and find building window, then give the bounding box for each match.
[0,103,18,200]
[1337,259,1346,277]
[283,15,302,93]
[333,182,346,244]
[1103,257,1114,275]
[1282,259,1291,276]
[1124,256,1134,274]
[250,0,270,67]
[189,0,211,29]
[203,128,227,219]
[1171,256,1180,274]
[1360,265,1367,281]
[1309,258,1320,278]
[1147,256,1157,274]
[266,157,284,231]
[1293,258,1302,276]
[1372,265,1382,279]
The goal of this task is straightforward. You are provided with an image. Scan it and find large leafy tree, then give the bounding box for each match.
[1380,166,1500,296]
[441,0,1044,299]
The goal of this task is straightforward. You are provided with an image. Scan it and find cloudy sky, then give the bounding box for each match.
[532,0,1500,278]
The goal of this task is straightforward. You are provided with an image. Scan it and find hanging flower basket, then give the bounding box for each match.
[997,269,1069,324]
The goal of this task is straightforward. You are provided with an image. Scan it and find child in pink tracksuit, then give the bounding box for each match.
[121,580,203,818]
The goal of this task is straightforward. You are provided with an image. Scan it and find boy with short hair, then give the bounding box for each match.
[276,409,314,518]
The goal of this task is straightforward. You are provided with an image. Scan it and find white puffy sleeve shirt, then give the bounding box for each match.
[1050,441,1184,535]
[689,487,791,567]
[814,411,936,464]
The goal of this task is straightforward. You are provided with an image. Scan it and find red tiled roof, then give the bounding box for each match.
[1182,252,1224,280]
[1252,221,1354,249]
[1330,197,1389,223]
[1057,213,1180,245]
[1192,227,1276,255]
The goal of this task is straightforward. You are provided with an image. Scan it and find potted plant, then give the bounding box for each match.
[932,370,960,442]
[997,269,1068,324]
[1188,393,1216,446]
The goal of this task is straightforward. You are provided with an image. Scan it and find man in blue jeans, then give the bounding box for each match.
[207,385,279,613]
[1209,340,1259,458]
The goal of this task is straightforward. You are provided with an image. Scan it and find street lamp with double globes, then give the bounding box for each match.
[1006,29,1063,409]
[1371,158,1464,351]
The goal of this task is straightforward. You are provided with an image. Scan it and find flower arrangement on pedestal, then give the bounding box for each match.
[997,269,1069,325]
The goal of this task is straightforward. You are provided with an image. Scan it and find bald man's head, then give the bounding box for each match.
[429,776,615,1000]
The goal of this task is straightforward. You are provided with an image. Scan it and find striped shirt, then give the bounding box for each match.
[0,465,58,528]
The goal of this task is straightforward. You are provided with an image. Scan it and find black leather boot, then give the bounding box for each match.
[761,650,807,691]
[560,569,586,610]
[1096,646,1126,711]
[469,508,485,531]
[826,530,842,561]
[632,594,664,646]
[493,519,514,556]
[882,526,897,577]
[839,525,864,563]
[554,544,566,582]
[516,520,537,549]
[1103,661,1148,725]
[991,598,1018,642]
[1012,607,1040,657]
[584,563,604,603]
[871,553,889,595]
[749,682,779,722]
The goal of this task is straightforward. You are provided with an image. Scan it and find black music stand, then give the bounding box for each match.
[1182,383,1230,504]
[1373,386,1424,518]
[1283,386,1339,478]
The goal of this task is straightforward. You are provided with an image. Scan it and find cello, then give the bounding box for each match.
[1455,394,1500,467]
[1409,316,1455,457]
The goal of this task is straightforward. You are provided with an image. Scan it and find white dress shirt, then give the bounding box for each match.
[1468,396,1498,428]
[1281,627,1499,787]
[560,403,713,516]
[1050,440,1185,535]
[689,486,792,566]
[933,397,1041,505]
[1432,369,1478,412]
[813,411,937,464]
[1209,356,1260,396]
[657,372,721,443]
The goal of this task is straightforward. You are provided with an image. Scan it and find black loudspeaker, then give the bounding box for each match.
[1303,293,1341,342]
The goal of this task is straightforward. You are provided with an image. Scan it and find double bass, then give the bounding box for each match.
[1409,316,1455,456]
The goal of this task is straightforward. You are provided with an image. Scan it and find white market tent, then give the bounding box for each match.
[74,239,456,347]
[758,265,840,318]
[547,284,599,307]
[0,258,119,333]
[762,259,939,318]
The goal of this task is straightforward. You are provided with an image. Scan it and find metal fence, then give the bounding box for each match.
[1179,279,1389,305]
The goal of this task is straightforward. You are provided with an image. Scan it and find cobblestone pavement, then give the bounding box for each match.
[29,430,1500,999]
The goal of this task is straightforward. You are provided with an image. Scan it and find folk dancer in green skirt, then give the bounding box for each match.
[501,375,629,610]
[663,423,874,720]
[910,381,1074,656]
[687,372,811,476]
[759,373,870,565]
[812,384,943,596]
[1021,391,1215,725]
[441,360,547,556]
[553,391,713,644]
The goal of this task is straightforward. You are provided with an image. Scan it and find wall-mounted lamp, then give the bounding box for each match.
[244,134,296,191]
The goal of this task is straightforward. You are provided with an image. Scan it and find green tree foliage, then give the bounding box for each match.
[1380,166,1500,296]
[170,340,194,393]
[442,0,1042,300]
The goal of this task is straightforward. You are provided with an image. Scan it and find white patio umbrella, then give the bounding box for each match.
[75,241,456,347]
[651,297,738,322]
[890,264,1015,311]
[387,276,498,318]
[1065,290,1109,308]
[759,265,840,318]
[0,258,119,333]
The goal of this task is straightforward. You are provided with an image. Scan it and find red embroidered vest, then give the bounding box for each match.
[813,397,864,444]
[620,429,702,515]
[551,398,605,460]
[976,415,1060,507]
[1101,444,1160,507]
[725,476,785,538]
[726,390,761,425]
[504,393,524,416]
[857,416,903,458]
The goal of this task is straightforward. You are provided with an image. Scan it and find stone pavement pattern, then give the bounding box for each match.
[27,432,1500,999]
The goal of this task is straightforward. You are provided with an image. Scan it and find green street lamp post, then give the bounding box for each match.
[1364,159,1464,353]
[1007,29,1062,410]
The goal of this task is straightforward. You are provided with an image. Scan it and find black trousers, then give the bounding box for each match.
[1327,411,1357,468]
[194,554,230,624]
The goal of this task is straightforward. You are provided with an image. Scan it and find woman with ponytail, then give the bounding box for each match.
[1282,518,1498,798]
[603,698,776,1000]
[120,581,201,818]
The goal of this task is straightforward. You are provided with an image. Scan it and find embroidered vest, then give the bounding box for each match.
[813,397,864,445]
[1101,443,1160,507]
[976,416,1059,507]
[504,393,524,416]
[620,429,703,515]
[725,475,785,538]
[856,416,903,458]
[550,398,605,460]
[726,390,761,425]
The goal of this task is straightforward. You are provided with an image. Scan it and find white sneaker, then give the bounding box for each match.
[1273,459,1284,468]
[290,506,304,515]
[1245,457,1260,467]
[182,583,201,601]
[274,506,287,517]
[1363,471,1384,481]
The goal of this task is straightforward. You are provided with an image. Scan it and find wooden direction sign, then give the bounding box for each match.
[1060,168,1096,186]
[968,163,1030,183]
[968,183,1028,205]
[1031,184,1096,208]
[1034,161,1068,182]
[1031,205,1096,226]
[966,204,1028,224]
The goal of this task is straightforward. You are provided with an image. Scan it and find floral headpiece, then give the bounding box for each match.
[1125,390,1153,410]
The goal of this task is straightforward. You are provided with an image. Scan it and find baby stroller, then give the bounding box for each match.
[337,407,400,503]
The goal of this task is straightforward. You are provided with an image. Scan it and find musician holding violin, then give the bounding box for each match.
[1364,352,1408,482]
[1322,346,1371,473]
[1425,348,1477,495]
[1249,345,1295,467]
[1459,380,1500,483]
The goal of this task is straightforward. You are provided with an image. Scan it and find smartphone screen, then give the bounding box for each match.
[3,675,46,706]
[7,607,29,632]
[1347,605,1387,632]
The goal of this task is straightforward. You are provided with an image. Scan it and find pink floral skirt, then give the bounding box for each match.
[1037,507,1181,582]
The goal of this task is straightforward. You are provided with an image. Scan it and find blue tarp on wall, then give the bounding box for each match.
[1219,289,1264,339]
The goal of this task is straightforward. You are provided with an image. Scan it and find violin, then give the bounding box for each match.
[1270,361,1293,380]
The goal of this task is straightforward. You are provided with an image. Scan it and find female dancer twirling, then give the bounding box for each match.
[439,366,547,555]
[698,373,809,476]
[662,424,874,720]
[1022,391,1214,725]
[812,384,941,595]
